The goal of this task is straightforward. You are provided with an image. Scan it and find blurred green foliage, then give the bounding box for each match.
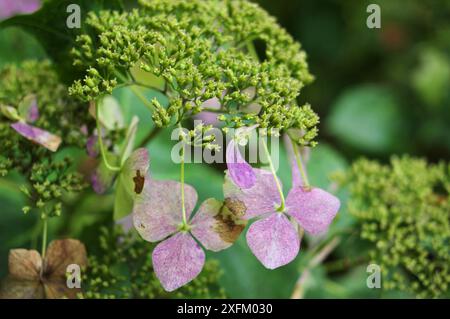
[0,0,449,299]
[258,0,450,160]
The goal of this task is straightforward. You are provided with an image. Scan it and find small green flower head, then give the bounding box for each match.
[69,0,318,145]
[337,156,450,298]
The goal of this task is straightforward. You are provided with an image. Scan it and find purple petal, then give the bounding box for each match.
[86,134,99,158]
[133,179,198,242]
[0,0,40,20]
[152,232,205,292]
[91,162,116,194]
[223,168,281,220]
[286,187,340,235]
[18,94,39,123]
[246,213,300,269]
[27,100,39,122]
[226,139,256,189]
[284,135,305,188]
[190,198,245,252]
[116,214,134,233]
[195,97,221,125]
[80,125,88,136]
[11,122,61,152]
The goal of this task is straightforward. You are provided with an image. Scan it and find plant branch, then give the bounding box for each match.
[291,237,341,299]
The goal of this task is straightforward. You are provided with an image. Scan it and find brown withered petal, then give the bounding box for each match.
[0,277,44,299]
[44,281,82,299]
[8,249,42,280]
[0,239,87,299]
[190,199,246,252]
[44,239,87,279]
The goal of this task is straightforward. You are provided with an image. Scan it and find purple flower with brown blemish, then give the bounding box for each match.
[133,179,245,291]
[91,147,149,195]
[223,138,340,269]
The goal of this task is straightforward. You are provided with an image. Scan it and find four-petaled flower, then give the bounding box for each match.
[225,128,340,269]
[133,178,245,291]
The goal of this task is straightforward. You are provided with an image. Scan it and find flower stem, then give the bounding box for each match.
[41,217,48,258]
[114,70,156,112]
[92,100,121,172]
[129,85,155,112]
[179,125,187,225]
[261,138,285,211]
[138,126,161,148]
[290,137,310,187]
[291,237,341,299]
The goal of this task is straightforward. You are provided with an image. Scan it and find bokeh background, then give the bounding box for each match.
[0,0,449,298]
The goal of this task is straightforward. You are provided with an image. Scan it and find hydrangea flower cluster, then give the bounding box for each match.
[122,125,340,290]
[0,0,342,295]
[0,61,92,217]
[69,0,319,146]
[335,157,450,298]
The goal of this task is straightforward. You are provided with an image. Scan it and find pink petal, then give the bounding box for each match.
[133,179,198,242]
[18,94,39,123]
[11,122,61,152]
[152,232,205,292]
[223,168,281,219]
[91,162,116,194]
[195,97,221,125]
[226,139,256,189]
[86,134,98,158]
[0,0,40,19]
[190,198,245,252]
[286,187,340,235]
[284,134,305,188]
[246,213,300,269]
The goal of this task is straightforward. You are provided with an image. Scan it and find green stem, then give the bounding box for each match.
[114,70,157,112]
[290,137,310,187]
[93,101,121,172]
[179,126,187,225]
[41,218,48,258]
[129,85,155,112]
[261,139,285,211]
[138,127,161,148]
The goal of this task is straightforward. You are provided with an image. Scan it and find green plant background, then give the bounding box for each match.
[0,0,449,298]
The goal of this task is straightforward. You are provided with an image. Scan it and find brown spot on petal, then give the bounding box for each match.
[133,170,145,194]
[214,199,247,243]
[224,198,246,218]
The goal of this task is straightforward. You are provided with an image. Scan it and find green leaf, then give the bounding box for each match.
[0,27,45,68]
[212,236,301,298]
[130,61,165,91]
[0,104,21,121]
[0,179,36,278]
[113,178,134,221]
[307,143,348,189]
[94,95,125,131]
[412,48,450,108]
[120,116,139,165]
[326,85,408,153]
